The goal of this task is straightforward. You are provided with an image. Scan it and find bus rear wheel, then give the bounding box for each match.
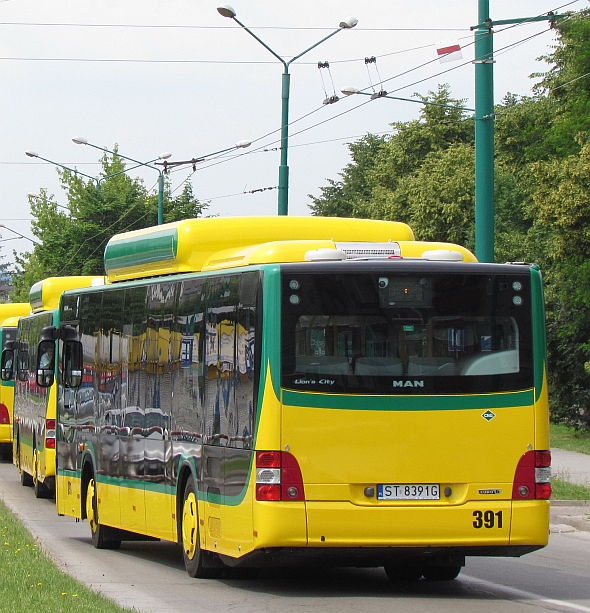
[181,477,222,578]
[33,449,51,499]
[422,564,462,581]
[20,467,33,487]
[86,477,121,550]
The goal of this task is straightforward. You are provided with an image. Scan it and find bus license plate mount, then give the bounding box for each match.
[377,483,440,500]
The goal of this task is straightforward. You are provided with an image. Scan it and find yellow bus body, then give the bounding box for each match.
[53,217,549,577]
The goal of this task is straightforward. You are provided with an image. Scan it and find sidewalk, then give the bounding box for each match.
[550,447,590,534]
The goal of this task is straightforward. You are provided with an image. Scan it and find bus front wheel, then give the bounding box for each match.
[181,477,222,578]
[86,477,121,550]
[422,564,462,581]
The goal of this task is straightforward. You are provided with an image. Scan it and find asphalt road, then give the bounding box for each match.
[1,459,590,613]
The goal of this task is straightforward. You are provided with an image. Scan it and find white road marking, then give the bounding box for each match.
[462,574,590,613]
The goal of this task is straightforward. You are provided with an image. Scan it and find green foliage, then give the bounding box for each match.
[551,423,590,455]
[529,144,590,429]
[10,150,208,300]
[309,133,387,217]
[551,478,590,500]
[534,9,590,157]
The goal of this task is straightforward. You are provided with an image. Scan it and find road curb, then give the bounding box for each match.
[550,500,590,533]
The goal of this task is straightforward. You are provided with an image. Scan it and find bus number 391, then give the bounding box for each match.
[472,510,503,529]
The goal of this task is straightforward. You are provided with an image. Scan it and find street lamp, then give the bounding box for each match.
[72,138,172,225]
[217,5,358,215]
[340,87,475,112]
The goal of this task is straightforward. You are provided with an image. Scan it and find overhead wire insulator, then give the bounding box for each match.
[318,60,339,105]
[364,56,384,95]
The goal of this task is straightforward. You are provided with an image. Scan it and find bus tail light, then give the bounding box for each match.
[256,451,305,501]
[45,418,56,450]
[0,403,9,425]
[512,450,552,500]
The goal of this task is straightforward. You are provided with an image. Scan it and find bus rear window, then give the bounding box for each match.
[281,268,534,395]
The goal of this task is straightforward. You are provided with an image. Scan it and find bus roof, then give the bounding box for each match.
[0,315,24,327]
[29,276,105,312]
[0,303,31,325]
[104,217,477,282]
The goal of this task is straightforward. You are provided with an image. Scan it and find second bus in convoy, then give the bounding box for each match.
[20,217,550,581]
[9,277,104,497]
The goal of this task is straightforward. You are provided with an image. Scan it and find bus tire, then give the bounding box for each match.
[181,477,222,578]
[86,476,121,550]
[32,449,50,499]
[20,467,33,487]
[422,564,462,581]
[0,445,11,462]
[384,563,424,582]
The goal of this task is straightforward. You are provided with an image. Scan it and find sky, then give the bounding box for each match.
[0,0,584,268]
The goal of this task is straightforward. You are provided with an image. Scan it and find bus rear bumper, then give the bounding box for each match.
[218,544,543,569]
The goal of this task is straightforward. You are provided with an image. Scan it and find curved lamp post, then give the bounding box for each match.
[217,5,358,215]
[72,138,171,225]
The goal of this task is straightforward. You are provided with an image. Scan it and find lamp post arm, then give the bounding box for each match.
[354,90,475,112]
[0,224,40,245]
[80,141,160,172]
[231,16,286,66]
[32,155,99,185]
[287,28,342,66]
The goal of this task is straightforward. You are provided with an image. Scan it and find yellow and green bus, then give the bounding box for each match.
[9,277,104,497]
[37,217,550,581]
[0,304,32,460]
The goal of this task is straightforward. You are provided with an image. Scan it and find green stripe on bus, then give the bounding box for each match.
[281,389,535,411]
[104,227,179,273]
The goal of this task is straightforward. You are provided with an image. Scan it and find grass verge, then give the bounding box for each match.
[550,423,590,455]
[0,498,133,613]
[551,478,590,501]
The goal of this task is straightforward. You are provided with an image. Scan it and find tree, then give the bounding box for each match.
[528,137,590,428]
[309,85,474,222]
[10,150,208,299]
[309,133,387,217]
[533,8,590,157]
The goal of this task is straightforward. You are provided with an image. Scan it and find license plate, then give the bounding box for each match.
[377,483,440,500]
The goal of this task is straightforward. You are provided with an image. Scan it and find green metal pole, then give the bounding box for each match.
[279,70,290,216]
[158,171,164,225]
[474,0,495,262]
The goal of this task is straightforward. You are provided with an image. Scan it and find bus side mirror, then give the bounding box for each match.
[36,340,55,388]
[1,349,14,381]
[63,340,83,388]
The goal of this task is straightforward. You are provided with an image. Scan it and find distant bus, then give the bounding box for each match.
[0,304,32,460]
[7,277,103,497]
[38,217,549,581]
